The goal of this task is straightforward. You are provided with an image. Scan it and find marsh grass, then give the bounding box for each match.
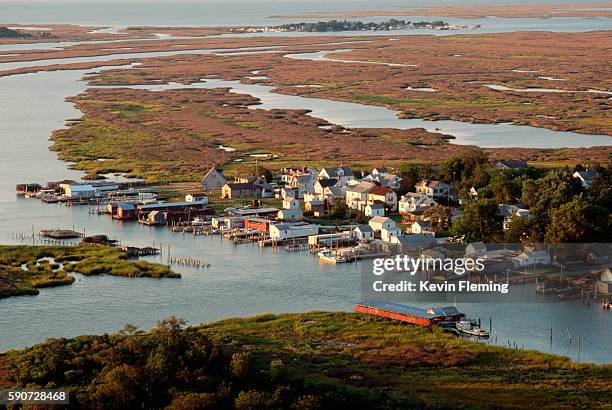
[0,245,179,298]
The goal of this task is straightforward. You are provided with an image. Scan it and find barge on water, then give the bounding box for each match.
[355,301,465,327]
[355,301,490,338]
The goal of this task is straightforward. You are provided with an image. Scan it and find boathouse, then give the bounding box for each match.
[355,301,465,327]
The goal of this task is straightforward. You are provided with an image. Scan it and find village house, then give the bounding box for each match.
[368,216,401,242]
[304,198,325,213]
[221,177,273,199]
[185,193,209,204]
[318,166,354,185]
[415,179,453,199]
[514,249,551,267]
[269,222,319,241]
[280,187,299,199]
[277,197,303,220]
[201,167,226,191]
[353,225,374,241]
[243,217,274,233]
[362,167,402,189]
[499,204,531,230]
[345,182,376,210]
[408,219,435,235]
[494,160,528,171]
[285,173,316,198]
[365,202,385,217]
[399,192,438,214]
[314,178,339,196]
[367,186,398,211]
[322,186,345,204]
[573,170,597,189]
[221,182,257,199]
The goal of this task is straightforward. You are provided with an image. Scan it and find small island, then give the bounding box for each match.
[0,26,53,39]
[231,19,473,34]
[0,245,179,299]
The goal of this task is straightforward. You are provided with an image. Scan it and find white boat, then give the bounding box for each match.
[191,217,205,226]
[456,321,490,338]
[318,249,347,264]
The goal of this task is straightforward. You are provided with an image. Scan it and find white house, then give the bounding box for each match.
[314,178,339,196]
[286,173,316,198]
[368,216,396,232]
[353,225,374,241]
[201,167,226,191]
[415,180,452,198]
[573,170,596,189]
[381,227,401,242]
[367,186,398,211]
[514,250,551,267]
[398,193,437,214]
[277,208,303,221]
[345,182,376,210]
[269,223,319,240]
[499,204,531,230]
[410,219,435,234]
[282,197,300,210]
[319,167,354,185]
[185,193,209,204]
[365,202,385,217]
[363,169,402,189]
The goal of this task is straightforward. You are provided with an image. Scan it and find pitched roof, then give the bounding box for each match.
[574,170,596,180]
[495,160,528,169]
[369,216,391,224]
[316,178,339,188]
[347,182,376,193]
[354,224,373,233]
[368,202,385,209]
[369,186,392,196]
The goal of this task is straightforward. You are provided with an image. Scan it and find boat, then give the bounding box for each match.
[603,299,611,310]
[317,249,347,264]
[191,217,205,226]
[456,321,490,338]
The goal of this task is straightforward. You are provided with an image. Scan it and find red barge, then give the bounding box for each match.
[355,301,465,327]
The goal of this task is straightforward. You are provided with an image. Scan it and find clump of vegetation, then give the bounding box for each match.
[2,312,610,409]
[0,245,179,299]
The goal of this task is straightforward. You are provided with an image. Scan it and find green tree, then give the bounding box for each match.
[451,199,503,241]
[545,198,610,243]
[587,166,612,210]
[270,359,285,380]
[440,150,491,191]
[234,389,268,410]
[330,200,348,220]
[521,169,584,227]
[292,395,321,410]
[504,216,542,243]
[422,205,450,233]
[231,351,251,379]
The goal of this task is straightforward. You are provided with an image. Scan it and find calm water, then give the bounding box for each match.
[0,7,611,362]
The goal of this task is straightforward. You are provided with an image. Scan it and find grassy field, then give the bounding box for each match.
[1,312,610,409]
[0,245,179,298]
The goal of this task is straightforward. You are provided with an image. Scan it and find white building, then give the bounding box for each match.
[353,225,374,241]
[282,197,300,210]
[365,202,385,217]
[63,183,95,199]
[185,193,209,204]
[319,167,354,185]
[514,250,551,267]
[277,208,303,221]
[345,182,376,210]
[369,216,396,233]
[269,223,319,240]
[399,193,438,214]
[415,179,452,198]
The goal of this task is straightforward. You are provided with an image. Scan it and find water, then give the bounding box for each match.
[0,3,611,362]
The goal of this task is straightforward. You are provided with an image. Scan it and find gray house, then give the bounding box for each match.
[201,167,226,191]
